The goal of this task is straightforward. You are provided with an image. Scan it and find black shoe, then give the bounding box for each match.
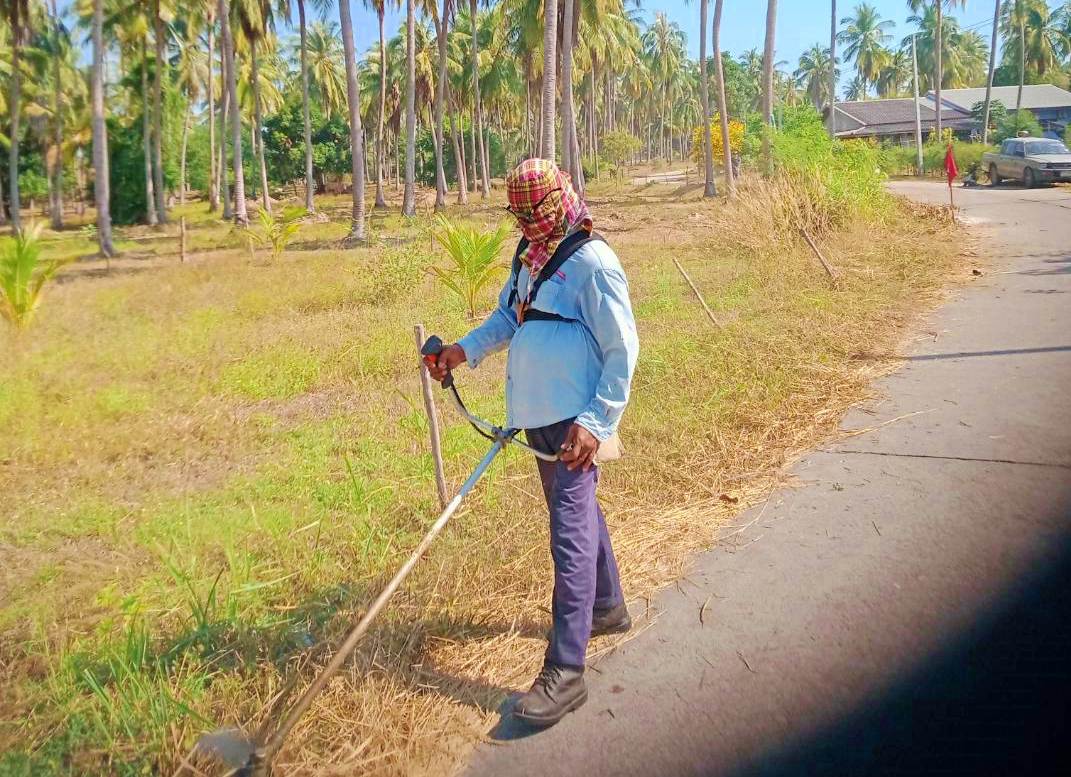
[591,603,631,637]
[513,661,587,727]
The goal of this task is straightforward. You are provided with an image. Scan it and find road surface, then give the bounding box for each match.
[462,182,1071,776]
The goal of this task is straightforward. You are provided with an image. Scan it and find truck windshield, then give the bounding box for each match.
[1027,140,1070,155]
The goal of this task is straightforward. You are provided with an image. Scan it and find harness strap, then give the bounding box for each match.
[508,231,606,323]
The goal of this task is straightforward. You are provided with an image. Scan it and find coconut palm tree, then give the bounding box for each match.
[876,47,911,96]
[829,0,838,132]
[713,0,734,197]
[761,0,777,175]
[2,0,32,233]
[219,0,248,225]
[905,7,987,91]
[365,0,397,208]
[838,3,893,99]
[908,1,968,137]
[561,0,581,186]
[90,0,114,254]
[844,74,867,99]
[540,0,556,158]
[300,21,347,117]
[150,0,168,222]
[468,0,489,195]
[1001,0,1068,110]
[982,0,1001,144]
[338,0,366,240]
[697,0,715,196]
[294,0,314,211]
[795,44,837,109]
[423,0,452,210]
[642,12,686,161]
[173,12,208,206]
[402,0,415,215]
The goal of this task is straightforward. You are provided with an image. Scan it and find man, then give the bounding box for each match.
[428,158,639,726]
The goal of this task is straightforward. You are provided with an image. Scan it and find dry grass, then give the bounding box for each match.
[0,175,969,777]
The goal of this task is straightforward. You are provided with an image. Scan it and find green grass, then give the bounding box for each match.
[0,183,963,775]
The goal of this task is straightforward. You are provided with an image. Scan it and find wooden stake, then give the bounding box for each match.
[948,181,956,223]
[673,258,722,328]
[799,227,840,283]
[414,324,449,509]
[180,216,188,262]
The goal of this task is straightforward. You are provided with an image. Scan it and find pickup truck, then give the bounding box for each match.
[984,137,1071,188]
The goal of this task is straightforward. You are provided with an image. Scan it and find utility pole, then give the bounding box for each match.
[829,0,837,136]
[981,0,1000,146]
[911,34,924,175]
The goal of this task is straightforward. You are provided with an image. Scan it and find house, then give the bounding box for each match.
[928,84,1071,139]
[831,98,973,145]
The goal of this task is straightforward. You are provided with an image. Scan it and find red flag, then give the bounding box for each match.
[945,143,959,185]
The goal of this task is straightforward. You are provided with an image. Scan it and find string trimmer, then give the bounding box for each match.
[191,335,556,776]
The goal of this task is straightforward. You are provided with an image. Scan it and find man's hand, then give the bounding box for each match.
[560,423,600,472]
[427,343,467,383]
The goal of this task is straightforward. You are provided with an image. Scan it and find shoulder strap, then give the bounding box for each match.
[524,231,606,308]
[508,238,528,308]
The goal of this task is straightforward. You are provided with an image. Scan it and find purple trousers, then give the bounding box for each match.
[526,418,624,669]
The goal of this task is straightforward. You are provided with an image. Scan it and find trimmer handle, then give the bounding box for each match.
[420,334,454,389]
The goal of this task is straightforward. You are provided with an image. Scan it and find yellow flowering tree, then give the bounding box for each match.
[691,117,745,168]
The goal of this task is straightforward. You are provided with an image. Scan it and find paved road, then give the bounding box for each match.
[463,182,1071,777]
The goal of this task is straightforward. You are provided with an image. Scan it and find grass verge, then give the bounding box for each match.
[0,176,968,776]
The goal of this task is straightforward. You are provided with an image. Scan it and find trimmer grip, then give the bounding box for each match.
[420,334,454,388]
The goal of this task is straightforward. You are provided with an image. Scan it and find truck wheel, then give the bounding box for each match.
[1023,168,1036,189]
[989,165,1001,186]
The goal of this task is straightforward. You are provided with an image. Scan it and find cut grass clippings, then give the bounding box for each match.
[0,177,968,776]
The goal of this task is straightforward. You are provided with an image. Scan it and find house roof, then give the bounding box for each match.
[832,98,971,137]
[929,84,1071,112]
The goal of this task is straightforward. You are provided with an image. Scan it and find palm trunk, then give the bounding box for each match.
[50,16,65,228]
[981,0,1000,145]
[152,0,168,222]
[375,8,387,208]
[297,0,315,212]
[828,0,837,134]
[91,0,114,256]
[934,2,943,136]
[179,94,191,205]
[469,107,477,186]
[402,0,417,216]
[8,38,22,233]
[0,163,7,225]
[142,38,159,226]
[207,18,219,211]
[251,43,272,214]
[761,0,778,176]
[1016,13,1025,113]
[450,102,468,204]
[338,0,366,240]
[432,3,449,210]
[713,0,735,197]
[219,38,233,220]
[699,0,715,197]
[540,0,557,159]
[219,0,247,225]
[561,0,583,191]
[469,0,490,196]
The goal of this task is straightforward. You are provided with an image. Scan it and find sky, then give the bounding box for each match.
[68,0,1003,96]
[357,1,1001,95]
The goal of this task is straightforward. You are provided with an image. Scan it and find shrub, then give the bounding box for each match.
[767,106,890,229]
[428,215,510,318]
[690,117,746,168]
[600,131,642,170]
[0,223,71,330]
[994,110,1043,143]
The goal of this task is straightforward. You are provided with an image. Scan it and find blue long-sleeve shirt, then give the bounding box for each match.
[457,238,639,440]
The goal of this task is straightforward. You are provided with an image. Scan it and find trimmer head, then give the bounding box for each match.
[192,728,262,776]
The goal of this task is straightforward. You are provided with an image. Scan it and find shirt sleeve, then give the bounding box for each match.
[574,267,640,441]
[457,275,518,368]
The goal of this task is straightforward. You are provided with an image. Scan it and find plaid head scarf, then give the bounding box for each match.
[505,159,592,277]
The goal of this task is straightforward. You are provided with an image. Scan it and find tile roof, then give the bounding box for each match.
[832,98,971,137]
